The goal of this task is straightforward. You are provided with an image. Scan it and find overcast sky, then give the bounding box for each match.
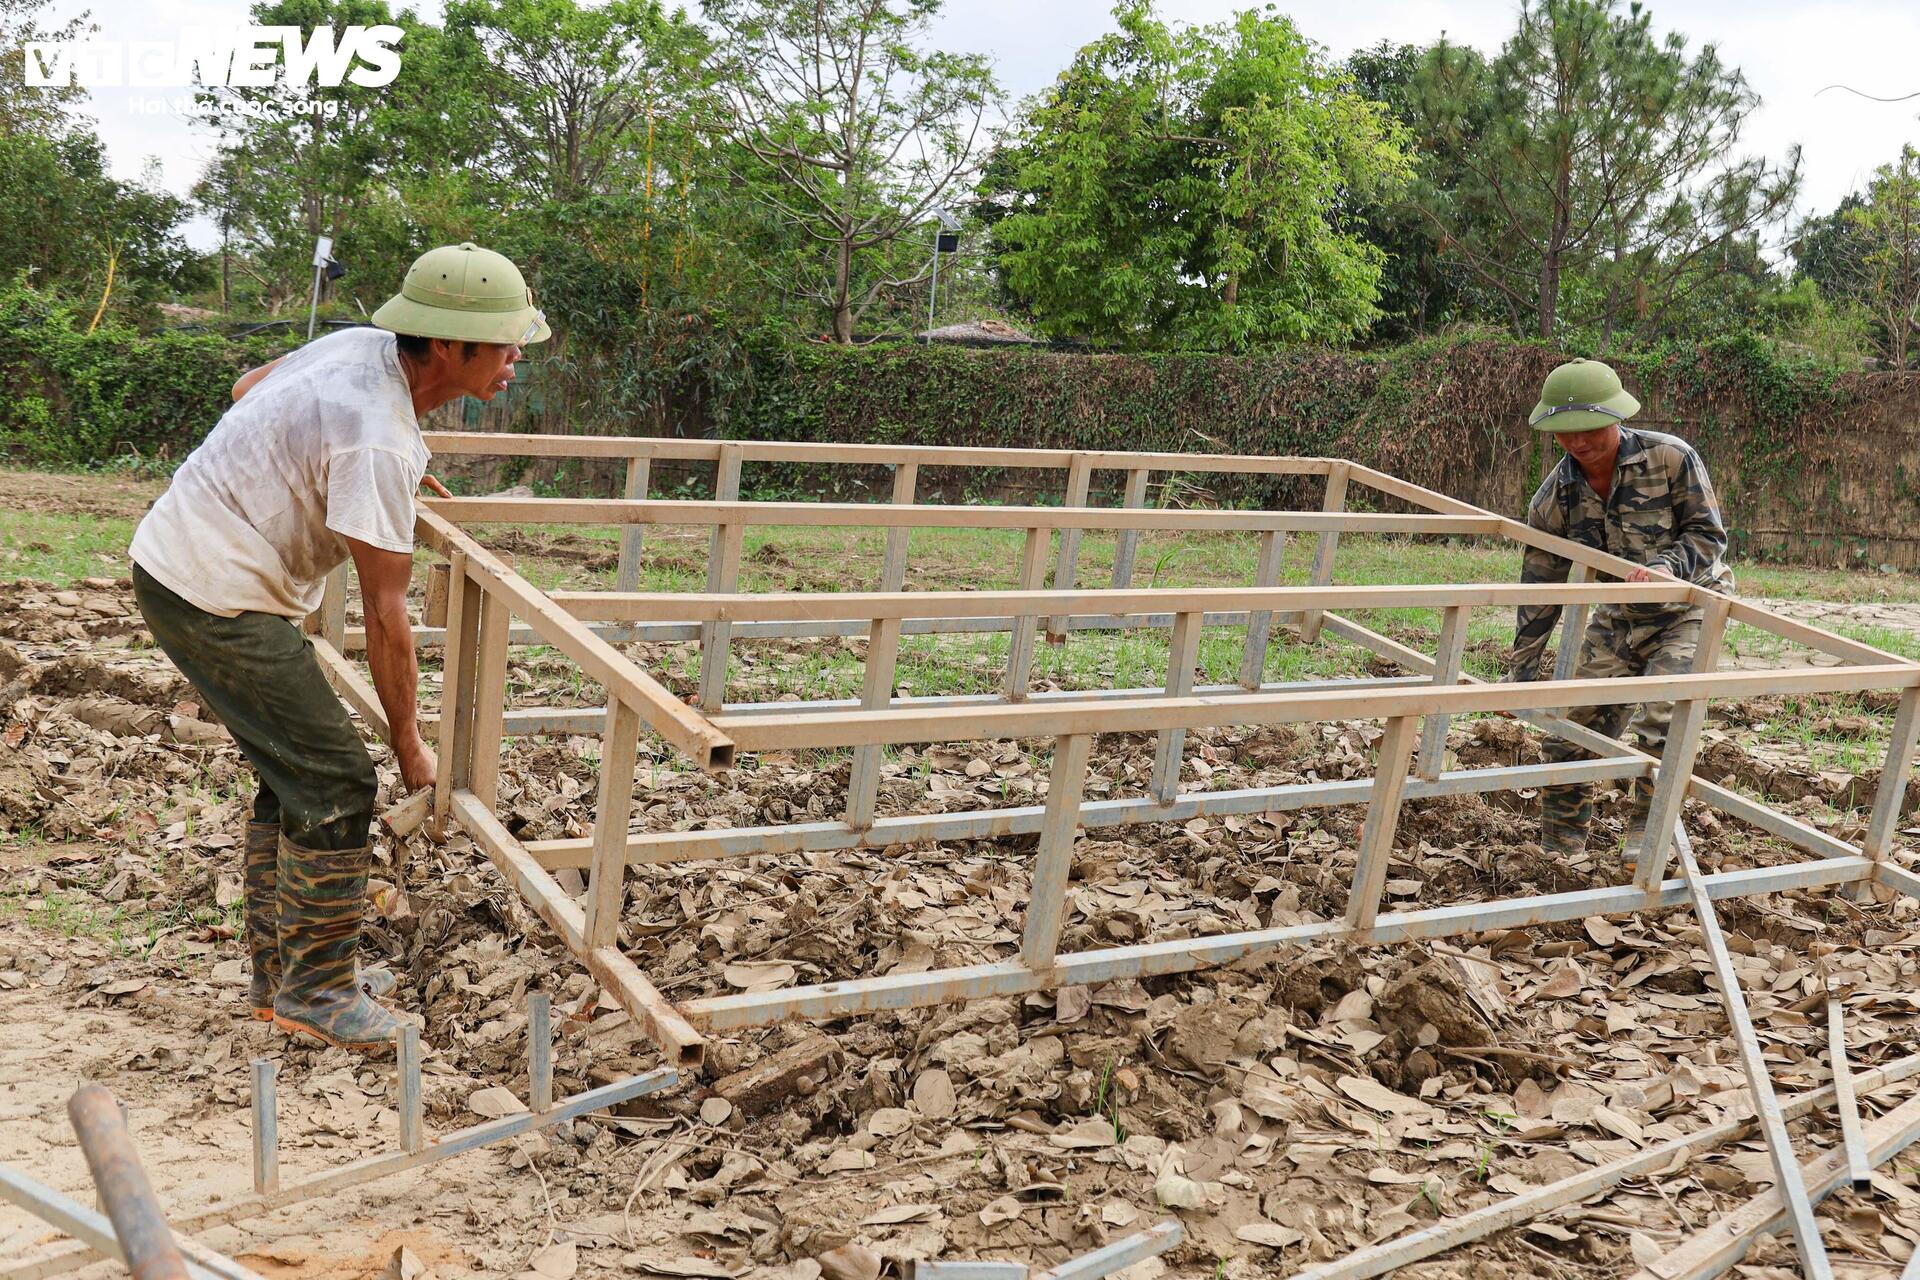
[34,0,1920,254]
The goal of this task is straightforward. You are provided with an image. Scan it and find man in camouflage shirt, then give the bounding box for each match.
[1509,358,1733,860]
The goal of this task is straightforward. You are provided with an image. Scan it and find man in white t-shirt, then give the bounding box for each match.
[130,242,549,1054]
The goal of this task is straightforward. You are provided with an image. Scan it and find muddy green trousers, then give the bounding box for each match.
[1539,606,1703,831]
[132,563,377,851]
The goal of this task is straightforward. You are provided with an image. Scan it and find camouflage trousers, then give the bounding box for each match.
[1540,606,1703,832]
[132,563,377,851]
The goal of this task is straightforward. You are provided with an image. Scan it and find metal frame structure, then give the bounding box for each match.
[286,431,1920,1276]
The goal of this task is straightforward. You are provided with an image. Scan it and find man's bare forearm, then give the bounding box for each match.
[362,600,423,747]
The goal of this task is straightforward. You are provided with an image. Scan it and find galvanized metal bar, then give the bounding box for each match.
[1417,606,1470,780]
[1905,1245,1920,1280]
[1867,686,1920,861]
[0,1165,255,1280]
[1046,454,1093,642]
[1629,1083,1920,1280]
[583,699,643,950]
[422,428,1333,477]
[74,1068,676,1253]
[614,454,651,593]
[1878,860,1920,900]
[879,462,919,592]
[486,673,1436,739]
[1346,715,1420,930]
[551,580,1694,625]
[1108,468,1151,602]
[1635,595,1731,890]
[67,1084,190,1280]
[528,757,1649,870]
[469,591,511,809]
[697,521,744,712]
[529,991,554,1115]
[1551,563,1594,686]
[681,856,1871,1031]
[1827,993,1872,1190]
[847,617,903,830]
[1300,1048,1920,1280]
[1020,734,1093,970]
[1005,528,1048,702]
[1150,611,1202,803]
[1035,1221,1181,1280]
[397,1025,424,1155]
[1238,530,1286,689]
[426,495,1490,536]
[1672,826,1832,1279]
[249,1059,277,1196]
[415,508,734,772]
[430,551,476,837]
[907,1263,1024,1280]
[320,564,347,651]
[1298,460,1350,644]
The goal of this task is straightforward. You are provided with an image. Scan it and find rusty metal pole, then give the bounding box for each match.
[66,1084,192,1280]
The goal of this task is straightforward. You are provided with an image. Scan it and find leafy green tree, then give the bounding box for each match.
[985,2,1409,350]
[702,0,1000,342]
[1848,146,1920,368]
[1408,0,1798,346]
[2,133,204,310]
[1343,40,1503,342]
[0,0,88,137]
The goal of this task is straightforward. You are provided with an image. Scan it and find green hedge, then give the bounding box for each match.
[12,281,1905,568]
[0,284,287,467]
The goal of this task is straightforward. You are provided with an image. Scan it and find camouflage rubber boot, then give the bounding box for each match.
[1539,783,1594,859]
[245,824,397,1021]
[272,835,403,1053]
[1620,780,1654,869]
[243,822,283,1019]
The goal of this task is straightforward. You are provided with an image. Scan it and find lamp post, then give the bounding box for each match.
[926,208,962,340]
[305,235,346,339]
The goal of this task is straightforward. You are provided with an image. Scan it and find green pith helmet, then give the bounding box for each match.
[1528,358,1639,433]
[372,242,551,345]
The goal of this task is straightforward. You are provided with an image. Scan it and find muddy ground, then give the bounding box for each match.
[5,575,1920,1280]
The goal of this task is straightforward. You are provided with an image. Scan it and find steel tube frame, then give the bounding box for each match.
[299,439,1920,1280]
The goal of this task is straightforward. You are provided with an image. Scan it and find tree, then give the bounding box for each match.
[1,131,204,308]
[702,0,999,342]
[1343,40,1500,341]
[195,0,423,312]
[1409,0,1799,346]
[1849,146,1920,368]
[984,2,1409,350]
[436,0,709,203]
[0,0,89,137]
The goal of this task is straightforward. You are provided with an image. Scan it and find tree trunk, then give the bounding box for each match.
[832,238,855,343]
[1537,250,1559,343]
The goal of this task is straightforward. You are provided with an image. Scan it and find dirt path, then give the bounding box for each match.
[0,921,534,1280]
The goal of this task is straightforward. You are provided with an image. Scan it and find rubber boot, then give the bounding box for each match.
[272,835,403,1053]
[243,821,283,1018]
[1538,782,1593,860]
[244,823,397,1021]
[1620,780,1654,871]
[1540,815,1591,859]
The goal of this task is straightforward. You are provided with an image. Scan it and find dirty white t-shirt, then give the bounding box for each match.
[131,327,429,619]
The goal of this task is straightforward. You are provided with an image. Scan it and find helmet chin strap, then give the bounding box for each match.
[1533,402,1628,423]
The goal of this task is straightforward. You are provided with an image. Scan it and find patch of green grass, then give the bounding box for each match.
[0,509,138,585]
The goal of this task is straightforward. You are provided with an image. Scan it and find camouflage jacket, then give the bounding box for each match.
[1511,427,1732,680]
